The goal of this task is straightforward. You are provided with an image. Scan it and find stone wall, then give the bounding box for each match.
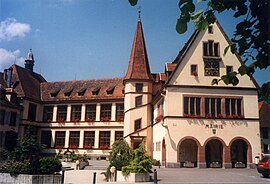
[0,173,61,184]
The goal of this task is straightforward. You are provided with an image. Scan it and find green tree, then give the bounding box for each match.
[122,142,152,175]
[129,0,269,101]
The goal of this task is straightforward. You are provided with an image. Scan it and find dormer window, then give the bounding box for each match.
[92,87,100,96]
[106,86,115,95]
[78,88,87,96]
[64,88,73,97]
[50,89,60,97]
[208,25,213,34]
[203,40,219,57]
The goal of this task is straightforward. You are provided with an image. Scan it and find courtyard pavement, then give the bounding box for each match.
[62,161,270,184]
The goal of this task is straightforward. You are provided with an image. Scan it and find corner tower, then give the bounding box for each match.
[123,16,154,155]
[25,49,35,73]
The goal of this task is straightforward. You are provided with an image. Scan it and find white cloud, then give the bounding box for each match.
[0,18,31,41]
[0,48,25,71]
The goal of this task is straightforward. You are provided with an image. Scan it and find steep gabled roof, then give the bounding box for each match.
[10,64,46,101]
[124,19,153,82]
[41,78,124,102]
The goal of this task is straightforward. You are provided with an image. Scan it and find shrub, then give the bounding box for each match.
[0,160,32,175]
[122,143,152,175]
[39,157,62,174]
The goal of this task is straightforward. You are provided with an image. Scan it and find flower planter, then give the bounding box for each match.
[0,173,61,184]
[116,171,150,182]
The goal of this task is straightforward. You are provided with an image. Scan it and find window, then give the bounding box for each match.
[106,86,115,95]
[41,131,52,148]
[135,96,142,107]
[57,105,67,122]
[99,131,111,148]
[226,66,233,74]
[43,106,53,122]
[203,40,219,57]
[84,131,95,148]
[10,112,17,126]
[205,97,221,117]
[71,105,81,121]
[78,88,86,96]
[204,60,220,76]
[115,131,123,141]
[262,128,269,139]
[100,104,111,121]
[28,103,37,121]
[208,25,213,34]
[69,131,80,148]
[135,83,143,92]
[156,141,161,151]
[184,97,201,116]
[55,131,66,147]
[0,110,5,125]
[85,104,96,121]
[116,104,124,121]
[191,65,198,76]
[225,98,243,117]
[134,119,141,131]
[64,88,73,97]
[183,95,244,119]
[92,87,100,96]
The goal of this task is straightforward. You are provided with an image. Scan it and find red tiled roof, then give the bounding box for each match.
[259,101,270,127]
[124,19,153,81]
[166,63,177,72]
[10,65,46,100]
[41,78,124,101]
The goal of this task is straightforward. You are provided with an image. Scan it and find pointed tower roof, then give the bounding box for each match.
[124,17,153,82]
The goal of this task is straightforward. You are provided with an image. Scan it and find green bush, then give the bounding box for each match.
[122,143,152,175]
[39,157,62,174]
[0,160,32,175]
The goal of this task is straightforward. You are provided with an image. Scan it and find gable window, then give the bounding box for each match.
[85,104,96,121]
[208,25,213,34]
[84,131,95,148]
[78,88,86,96]
[10,112,17,126]
[92,87,100,96]
[100,104,111,121]
[115,131,124,141]
[226,66,233,75]
[204,60,220,76]
[135,95,143,107]
[43,106,53,122]
[99,131,110,148]
[41,131,52,148]
[64,88,73,97]
[135,83,143,92]
[116,103,124,121]
[28,103,37,121]
[55,131,66,147]
[191,65,198,76]
[106,86,115,95]
[0,110,5,125]
[57,105,67,122]
[69,131,80,148]
[183,97,201,116]
[71,105,81,122]
[134,119,141,131]
[203,40,219,57]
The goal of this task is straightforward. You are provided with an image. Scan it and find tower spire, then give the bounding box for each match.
[25,48,35,73]
[124,16,153,82]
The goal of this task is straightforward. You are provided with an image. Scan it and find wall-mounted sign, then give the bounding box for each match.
[205,124,223,129]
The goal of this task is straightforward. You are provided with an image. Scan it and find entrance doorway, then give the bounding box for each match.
[179,139,198,167]
[231,139,248,168]
[205,139,223,168]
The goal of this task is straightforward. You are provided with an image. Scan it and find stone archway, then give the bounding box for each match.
[229,137,252,168]
[178,137,200,168]
[205,138,224,168]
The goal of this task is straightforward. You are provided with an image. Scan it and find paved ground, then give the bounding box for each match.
[62,163,270,184]
[153,167,270,184]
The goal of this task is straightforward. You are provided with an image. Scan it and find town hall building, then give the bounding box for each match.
[0,16,261,168]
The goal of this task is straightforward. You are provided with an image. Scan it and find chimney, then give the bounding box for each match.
[25,49,35,73]
[7,68,13,88]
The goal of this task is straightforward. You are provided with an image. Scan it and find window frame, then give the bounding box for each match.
[135,95,143,107]
[115,131,124,141]
[100,104,112,121]
[116,103,124,121]
[28,103,37,121]
[99,131,111,148]
[57,105,67,122]
[134,119,142,131]
[43,106,53,122]
[69,131,80,148]
[135,83,143,92]
[55,131,66,147]
[85,104,96,121]
[84,131,95,148]
[71,105,81,121]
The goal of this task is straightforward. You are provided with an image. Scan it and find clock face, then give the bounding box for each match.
[204,60,219,76]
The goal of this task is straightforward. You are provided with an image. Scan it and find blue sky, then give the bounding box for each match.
[0,0,269,85]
